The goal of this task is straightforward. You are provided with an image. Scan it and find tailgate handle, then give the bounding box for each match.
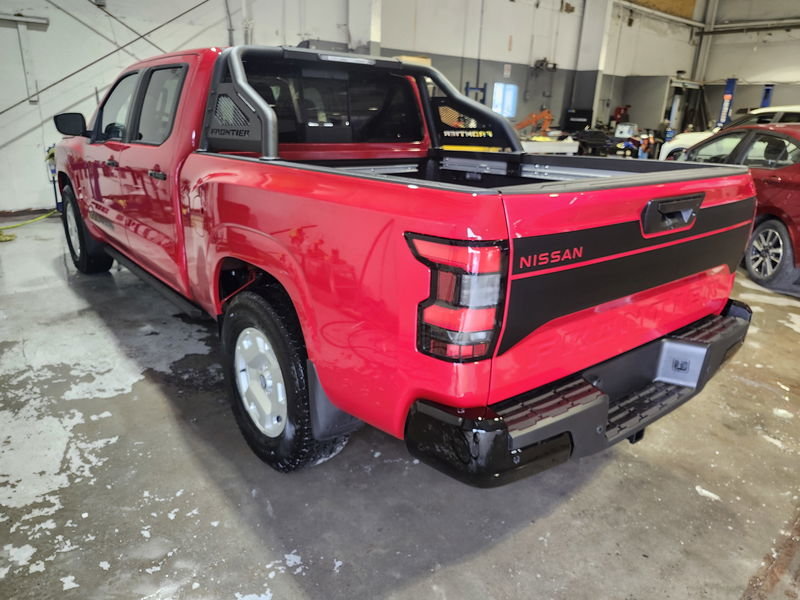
[641,193,704,235]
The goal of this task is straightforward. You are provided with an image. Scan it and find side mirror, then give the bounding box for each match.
[103,122,125,140]
[53,113,88,137]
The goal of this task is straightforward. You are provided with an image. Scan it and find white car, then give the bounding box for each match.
[658,105,800,160]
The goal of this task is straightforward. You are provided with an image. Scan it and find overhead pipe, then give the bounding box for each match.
[699,20,800,35]
[714,18,800,30]
[223,0,234,45]
[568,0,587,108]
[241,0,253,45]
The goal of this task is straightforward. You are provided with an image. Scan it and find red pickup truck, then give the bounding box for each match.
[53,46,755,487]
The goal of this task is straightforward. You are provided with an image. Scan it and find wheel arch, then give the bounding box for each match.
[214,255,320,359]
[57,171,71,192]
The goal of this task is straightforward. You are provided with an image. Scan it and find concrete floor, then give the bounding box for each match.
[1,216,799,600]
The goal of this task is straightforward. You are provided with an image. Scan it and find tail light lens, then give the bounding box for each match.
[406,233,507,362]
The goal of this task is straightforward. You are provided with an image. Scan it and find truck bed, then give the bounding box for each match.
[186,145,753,436]
[272,149,749,193]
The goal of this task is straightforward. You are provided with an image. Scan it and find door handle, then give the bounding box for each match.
[765,175,783,184]
[148,170,167,180]
[105,159,119,167]
[641,193,704,234]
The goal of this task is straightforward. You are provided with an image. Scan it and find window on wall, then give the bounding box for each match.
[491,82,518,118]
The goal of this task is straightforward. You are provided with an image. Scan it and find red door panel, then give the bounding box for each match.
[81,142,128,247]
[750,164,800,257]
[116,61,195,295]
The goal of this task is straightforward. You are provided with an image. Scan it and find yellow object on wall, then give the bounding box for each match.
[629,0,696,20]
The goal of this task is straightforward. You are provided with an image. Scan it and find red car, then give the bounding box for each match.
[682,124,800,290]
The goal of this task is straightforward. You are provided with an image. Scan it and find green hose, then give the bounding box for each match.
[0,209,58,242]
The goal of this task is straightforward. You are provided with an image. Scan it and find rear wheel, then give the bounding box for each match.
[61,185,113,274]
[745,219,797,288]
[221,291,347,471]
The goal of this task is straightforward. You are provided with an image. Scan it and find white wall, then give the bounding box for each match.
[704,0,800,84]
[0,0,219,211]
[705,30,800,84]
[382,0,583,72]
[602,3,696,77]
[248,0,349,46]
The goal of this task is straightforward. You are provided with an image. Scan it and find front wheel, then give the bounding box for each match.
[745,219,797,288]
[62,185,113,274]
[221,291,347,472]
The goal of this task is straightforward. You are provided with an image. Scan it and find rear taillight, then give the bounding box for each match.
[406,233,508,362]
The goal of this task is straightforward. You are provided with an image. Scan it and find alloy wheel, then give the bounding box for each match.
[234,327,288,437]
[750,227,784,278]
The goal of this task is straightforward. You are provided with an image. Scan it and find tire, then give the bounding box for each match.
[61,185,113,274]
[221,291,347,472]
[745,219,797,288]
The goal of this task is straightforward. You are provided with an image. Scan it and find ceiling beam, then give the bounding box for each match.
[715,18,800,29]
[700,19,800,35]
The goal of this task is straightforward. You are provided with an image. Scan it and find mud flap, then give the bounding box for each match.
[307,361,362,441]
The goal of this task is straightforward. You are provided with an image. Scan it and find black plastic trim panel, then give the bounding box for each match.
[405,300,751,487]
[511,197,756,276]
[499,221,752,354]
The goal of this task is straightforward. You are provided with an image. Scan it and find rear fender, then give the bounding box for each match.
[207,225,322,360]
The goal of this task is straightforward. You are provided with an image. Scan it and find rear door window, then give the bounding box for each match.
[245,65,423,144]
[684,132,747,163]
[134,66,186,145]
[742,134,800,169]
[778,112,800,124]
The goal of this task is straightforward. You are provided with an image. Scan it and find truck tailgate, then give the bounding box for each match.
[489,169,755,404]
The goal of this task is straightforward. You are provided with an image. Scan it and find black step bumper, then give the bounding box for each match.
[405,300,752,488]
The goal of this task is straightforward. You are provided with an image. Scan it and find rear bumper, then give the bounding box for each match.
[405,299,752,488]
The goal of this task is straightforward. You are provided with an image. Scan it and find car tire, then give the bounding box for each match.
[221,291,348,472]
[745,219,797,288]
[62,185,113,274]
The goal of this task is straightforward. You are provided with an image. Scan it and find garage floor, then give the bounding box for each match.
[1,216,799,600]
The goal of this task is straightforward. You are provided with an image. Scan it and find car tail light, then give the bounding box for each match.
[406,233,507,362]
